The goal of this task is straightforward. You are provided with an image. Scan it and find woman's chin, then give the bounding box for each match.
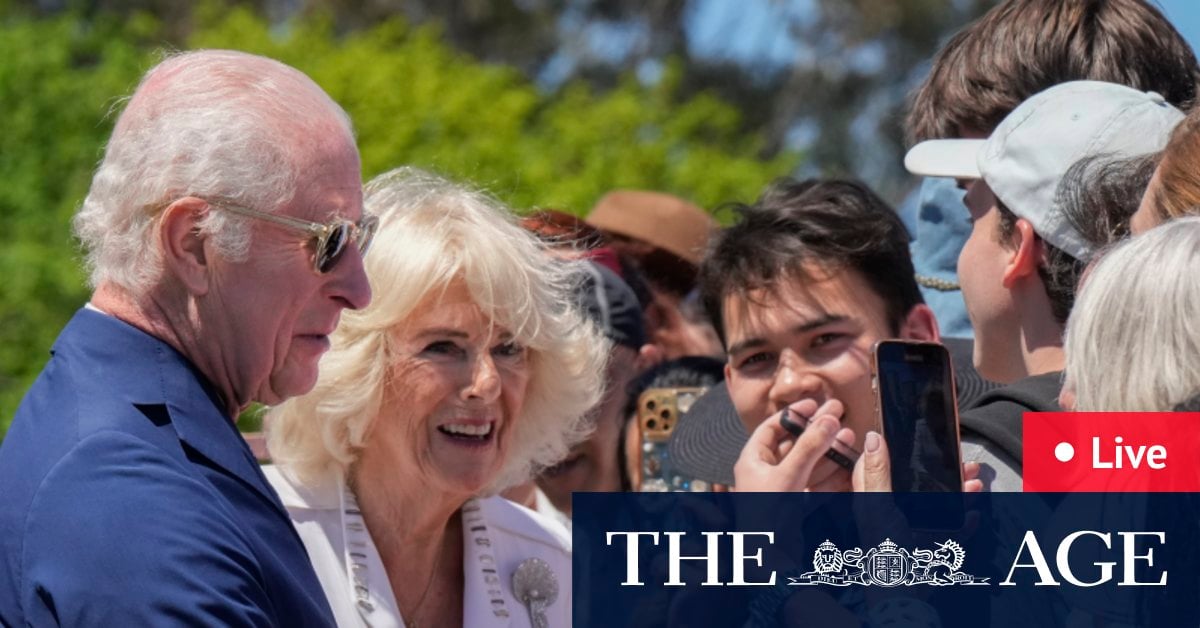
[435,472,494,499]
[427,435,504,496]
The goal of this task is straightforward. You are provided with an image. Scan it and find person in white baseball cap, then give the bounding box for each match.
[904,80,1182,490]
[907,80,1182,264]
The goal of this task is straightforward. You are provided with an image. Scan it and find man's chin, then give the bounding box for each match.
[265,366,321,405]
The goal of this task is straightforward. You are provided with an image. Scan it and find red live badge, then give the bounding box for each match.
[1023,412,1200,492]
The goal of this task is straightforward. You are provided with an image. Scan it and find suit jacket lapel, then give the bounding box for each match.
[64,308,291,521]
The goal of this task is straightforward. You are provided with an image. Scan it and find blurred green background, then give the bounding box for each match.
[0,0,1002,436]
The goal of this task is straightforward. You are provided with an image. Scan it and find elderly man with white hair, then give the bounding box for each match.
[0,50,374,625]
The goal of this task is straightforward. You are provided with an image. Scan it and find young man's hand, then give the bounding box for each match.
[733,399,856,492]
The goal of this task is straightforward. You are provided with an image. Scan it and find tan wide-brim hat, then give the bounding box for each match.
[585,190,716,267]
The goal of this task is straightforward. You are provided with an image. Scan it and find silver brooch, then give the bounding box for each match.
[511,557,558,628]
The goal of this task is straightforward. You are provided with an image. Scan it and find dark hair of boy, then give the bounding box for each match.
[1058,153,1160,253]
[699,178,922,346]
[907,0,1199,327]
[906,0,1199,145]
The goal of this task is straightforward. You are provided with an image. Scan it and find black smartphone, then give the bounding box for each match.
[778,407,859,471]
[872,340,964,493]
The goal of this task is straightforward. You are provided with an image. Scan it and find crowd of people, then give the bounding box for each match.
[2,0,1200,625]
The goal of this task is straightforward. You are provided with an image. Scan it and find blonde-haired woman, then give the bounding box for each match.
[265,168,607,627]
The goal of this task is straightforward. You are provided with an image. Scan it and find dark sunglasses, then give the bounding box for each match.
[207,201,379,274]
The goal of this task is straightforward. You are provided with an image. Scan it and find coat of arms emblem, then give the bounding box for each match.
[790,538,988,587]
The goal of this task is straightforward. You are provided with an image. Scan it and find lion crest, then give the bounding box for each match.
[812,540,843,574]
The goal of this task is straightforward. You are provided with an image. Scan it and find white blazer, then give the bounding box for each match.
[263,466,573,628]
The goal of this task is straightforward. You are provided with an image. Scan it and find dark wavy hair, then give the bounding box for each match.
[699,178,922,345]
[1058,153,1159,252]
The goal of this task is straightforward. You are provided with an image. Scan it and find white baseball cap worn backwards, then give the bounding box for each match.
[904,80,1183,260]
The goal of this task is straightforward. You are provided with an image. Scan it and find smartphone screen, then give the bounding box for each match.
[874,341,963,493]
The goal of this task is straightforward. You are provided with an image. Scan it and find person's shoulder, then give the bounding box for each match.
[27,430,232,533]
[6,340,182,457]
[475,495,572,555]
[12,432,288,624]
[959,371,1063,465]
[963,371,1063,415]
[261,464,340,512]
[2,425,186,518]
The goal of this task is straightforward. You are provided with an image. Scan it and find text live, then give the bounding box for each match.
[1024,413,1200,491]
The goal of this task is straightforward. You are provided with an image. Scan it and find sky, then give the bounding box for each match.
[674,0,1200,189]
[544,0,1200,192]
[558,1,1200,98]
[685,0,1200,70]
[1157,0,1200,52]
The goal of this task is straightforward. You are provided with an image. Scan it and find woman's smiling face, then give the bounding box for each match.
[362,279,532,497]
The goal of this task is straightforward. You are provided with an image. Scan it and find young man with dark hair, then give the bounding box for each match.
[900,0,1199,489]
[906,81,1182,489]
[699,178,975,491]
[902,0,1198,346]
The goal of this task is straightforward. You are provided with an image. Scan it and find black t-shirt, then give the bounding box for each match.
[958,370,1064,466]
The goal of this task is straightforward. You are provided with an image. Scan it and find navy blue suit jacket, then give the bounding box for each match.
[0,309,336,626]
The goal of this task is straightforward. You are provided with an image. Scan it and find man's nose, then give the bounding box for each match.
[768,351,823,408]
[330,246,372,310]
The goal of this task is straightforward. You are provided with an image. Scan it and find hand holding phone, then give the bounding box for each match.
[733,399,857,492]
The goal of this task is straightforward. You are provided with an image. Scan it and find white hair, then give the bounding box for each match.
[1064,216,1200,411]
[73,49,356,294]
[267,168,609,493]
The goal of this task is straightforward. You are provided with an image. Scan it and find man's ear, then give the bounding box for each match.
[898,303,939,343]
[1001,218,1041,289]
[158,197,212,296]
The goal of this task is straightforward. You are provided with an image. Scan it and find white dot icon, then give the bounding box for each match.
[1054,442,1075,462]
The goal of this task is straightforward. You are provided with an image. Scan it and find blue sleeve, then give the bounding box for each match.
[19,432,276,627]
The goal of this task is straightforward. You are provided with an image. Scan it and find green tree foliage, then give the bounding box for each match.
[279,0,990,195]
[0,5,797,436]
[0,9,159,437]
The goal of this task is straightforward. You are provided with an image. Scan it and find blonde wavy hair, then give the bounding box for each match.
[267,167,608,493]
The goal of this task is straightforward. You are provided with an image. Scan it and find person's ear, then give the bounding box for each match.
[1002,218,1041,289]
[1058,380,1076,411]
[898,303,939,342]
[635,343,665,371]
[158,197,212,296]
